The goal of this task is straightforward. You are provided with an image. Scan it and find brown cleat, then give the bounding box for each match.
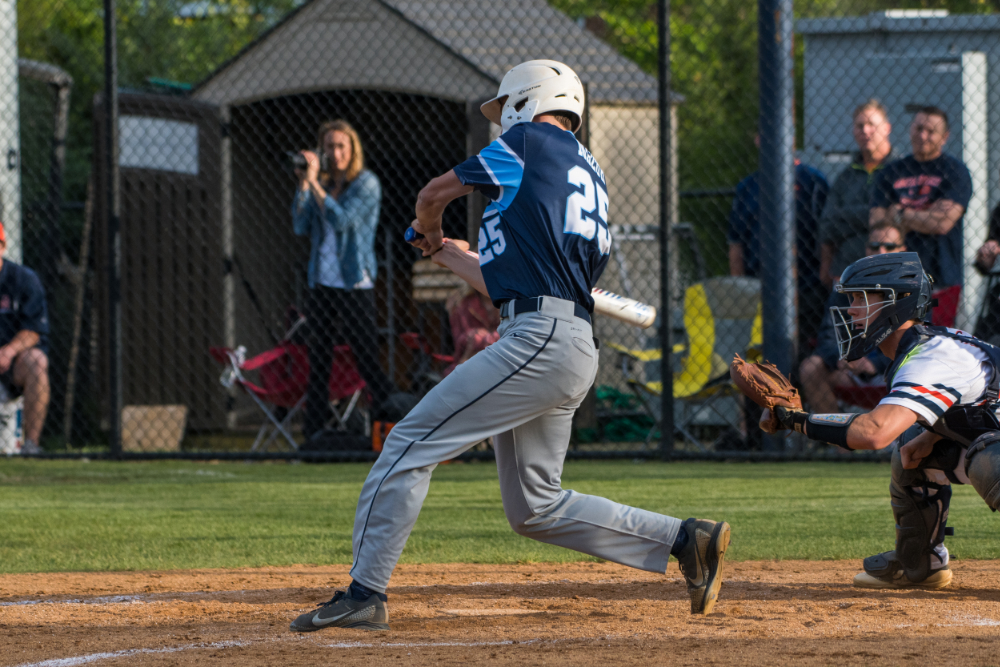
[853,549,953,590]
[853,568,952,589]
[675,518,731,615]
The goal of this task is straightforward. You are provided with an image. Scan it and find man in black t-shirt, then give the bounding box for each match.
[0,223,50,455]
[972,176,1000,343]
[870,106,972,288]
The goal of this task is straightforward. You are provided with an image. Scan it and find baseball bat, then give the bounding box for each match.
[404,228,657,328]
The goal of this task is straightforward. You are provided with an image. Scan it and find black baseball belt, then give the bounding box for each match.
[499,296,591,325]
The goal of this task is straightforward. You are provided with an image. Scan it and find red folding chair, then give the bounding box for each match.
[399,332,455,394]
[210,341,309,451]
[931,285,961,328]
[327,345,369,433]
[833,384,887,410]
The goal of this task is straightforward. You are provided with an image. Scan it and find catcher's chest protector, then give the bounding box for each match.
[890,326,1000,445]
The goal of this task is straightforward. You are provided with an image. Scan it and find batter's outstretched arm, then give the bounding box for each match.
[432,240,489,297]
[412,170,474,254]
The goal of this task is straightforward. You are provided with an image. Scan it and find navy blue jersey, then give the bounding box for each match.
[726,162,829,287]
[0,261,49,354]
[453,123,610,311]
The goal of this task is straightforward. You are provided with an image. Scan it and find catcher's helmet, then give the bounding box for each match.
[833,252,934,361]
[480,60,585,133]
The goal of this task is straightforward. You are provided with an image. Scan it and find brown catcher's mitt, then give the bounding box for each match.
[730,354,803,433]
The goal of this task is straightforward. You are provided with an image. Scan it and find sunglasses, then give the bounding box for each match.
[868,242,903,251]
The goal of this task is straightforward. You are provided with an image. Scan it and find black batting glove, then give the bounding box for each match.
[774,406,809,435]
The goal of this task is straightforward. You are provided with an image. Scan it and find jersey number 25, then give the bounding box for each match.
[478,212,506,264]
[565,166,611,255]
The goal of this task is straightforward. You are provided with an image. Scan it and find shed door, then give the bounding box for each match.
[95,94,226,432]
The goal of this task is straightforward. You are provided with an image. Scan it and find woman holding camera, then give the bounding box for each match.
[292,119,395,442]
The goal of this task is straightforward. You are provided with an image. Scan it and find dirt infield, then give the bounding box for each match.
[3,560,999,666]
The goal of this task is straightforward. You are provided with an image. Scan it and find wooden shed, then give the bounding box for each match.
[98,0,680,430]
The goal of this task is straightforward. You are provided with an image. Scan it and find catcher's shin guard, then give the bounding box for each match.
[860,444,952,587]
[965,431,1000,511]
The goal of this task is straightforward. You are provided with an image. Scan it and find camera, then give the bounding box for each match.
[286,148,329,173]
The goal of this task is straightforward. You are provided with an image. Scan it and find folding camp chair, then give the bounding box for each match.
[931,285,961,327]
[210,341,309,452]
[399,332,455,395]
[608,276,762,450]
[326,345,370,434]
[833,384,887,410]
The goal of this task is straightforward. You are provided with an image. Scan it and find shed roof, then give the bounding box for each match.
[798,10,1000,36]
[193,0,679,107]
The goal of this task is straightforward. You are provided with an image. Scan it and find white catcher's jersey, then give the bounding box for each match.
[880,328,997,427]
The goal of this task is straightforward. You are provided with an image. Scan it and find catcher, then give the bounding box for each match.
[736,251,1000,589]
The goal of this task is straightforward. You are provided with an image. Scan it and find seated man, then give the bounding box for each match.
[764,251,1000,590]
[799,222,906,413]
[0,223,50,455]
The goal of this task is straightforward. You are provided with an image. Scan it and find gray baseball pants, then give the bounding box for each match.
[349,296,682,592]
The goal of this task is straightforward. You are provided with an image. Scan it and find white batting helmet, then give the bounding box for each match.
[480,60,585,133]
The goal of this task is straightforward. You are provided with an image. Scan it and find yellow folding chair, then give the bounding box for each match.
[608,277,761,449]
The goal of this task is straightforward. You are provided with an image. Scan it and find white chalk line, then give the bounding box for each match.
[0,596,146,607]
[13,641,248,667]
[943,614,1000,627]
[442,608,550,616]
[323,639,527,649]
[0,592,216,607]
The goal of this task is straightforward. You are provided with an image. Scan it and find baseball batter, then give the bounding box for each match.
[759,251,1000,589]
[290,60,731,632]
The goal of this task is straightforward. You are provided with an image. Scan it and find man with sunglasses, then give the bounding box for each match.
[799,223,906,414]
[766,251,1000,590]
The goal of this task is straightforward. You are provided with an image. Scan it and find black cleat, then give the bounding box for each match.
[289,590,390,632]
[675,518,731,615]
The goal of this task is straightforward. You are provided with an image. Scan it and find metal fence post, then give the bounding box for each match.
[658,0,674,458]
[103,0,122,457]
[758,0,795,451]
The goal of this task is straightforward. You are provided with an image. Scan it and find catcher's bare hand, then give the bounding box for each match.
[900,430,941,469]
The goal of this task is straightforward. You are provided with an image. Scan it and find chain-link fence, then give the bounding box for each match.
[9,0,1000,459]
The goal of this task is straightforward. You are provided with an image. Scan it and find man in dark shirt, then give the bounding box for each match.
[0,222,50,455]
[727,136,829,352]
[870,106,971,288]
[819,99,898,289]
[971,177,1000,343]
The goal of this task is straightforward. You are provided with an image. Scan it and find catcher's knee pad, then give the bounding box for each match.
[880,480,951,582]
[871,446,953,583]
[965,431,1000,511]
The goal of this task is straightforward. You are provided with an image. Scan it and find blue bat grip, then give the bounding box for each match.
[404,228,424,243]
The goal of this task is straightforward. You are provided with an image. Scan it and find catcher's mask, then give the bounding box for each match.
[480,60,585,133]
[833,252,933,361]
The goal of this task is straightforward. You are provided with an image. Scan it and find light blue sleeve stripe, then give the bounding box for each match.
[479,140,524,211]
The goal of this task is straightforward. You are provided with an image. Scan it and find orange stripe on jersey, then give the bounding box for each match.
[913,385,955,407]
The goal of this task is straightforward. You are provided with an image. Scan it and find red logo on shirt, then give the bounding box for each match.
[0,295,11,310]
[893,175,943,210]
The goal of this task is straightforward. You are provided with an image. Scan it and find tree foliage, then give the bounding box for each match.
[18,0,296,204]
[552,0,998,274]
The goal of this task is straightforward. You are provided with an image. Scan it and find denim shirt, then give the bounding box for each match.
[292,169,381,289]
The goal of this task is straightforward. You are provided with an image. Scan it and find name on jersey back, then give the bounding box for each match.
[577,142,606,185]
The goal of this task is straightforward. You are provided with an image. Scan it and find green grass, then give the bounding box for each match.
[1,459,999,573]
